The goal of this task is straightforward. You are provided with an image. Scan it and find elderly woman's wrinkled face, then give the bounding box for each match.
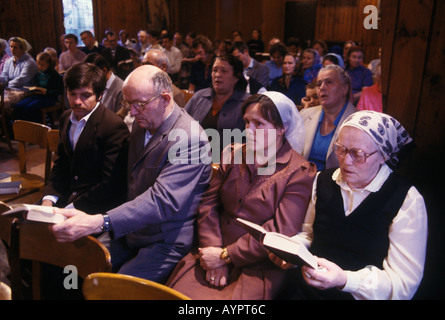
[336,126,385,189]
[316,69,348,109]
[244,103,285,154]
[212,59,238,95]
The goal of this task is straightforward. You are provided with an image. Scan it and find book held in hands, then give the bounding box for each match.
[236,217,318,269]
[0,202,66,224]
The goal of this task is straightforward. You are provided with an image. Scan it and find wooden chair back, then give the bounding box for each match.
[83,272,191,300]
[0,87,13,152]
[8,219,111,300]
[12,120,50,189]
[45,129,59,184]
[181,89,194,104]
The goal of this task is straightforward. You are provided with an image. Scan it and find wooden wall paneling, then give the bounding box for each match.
[0,0,61,58]
[175,0,218,40]
[314,0,381,63]
[94,0,148,41]
[380,0,399,113]
[408,0,445,300]
[384,0,435,133]
[262,0,285,44]
[410,0,445,184]
[220,0,239,39]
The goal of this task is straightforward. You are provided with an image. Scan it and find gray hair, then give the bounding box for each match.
[319,64,352,103]
[152,70,173,95]
[143,49,170,70]
[0,38,8,50]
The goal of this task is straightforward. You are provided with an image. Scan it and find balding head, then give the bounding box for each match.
[142,49,170,72]
[123,65,174,133]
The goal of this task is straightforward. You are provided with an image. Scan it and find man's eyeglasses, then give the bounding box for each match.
[121,94,162,112]
[333,143,379,163]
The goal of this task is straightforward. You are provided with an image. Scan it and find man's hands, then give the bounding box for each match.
[51,208,104,242]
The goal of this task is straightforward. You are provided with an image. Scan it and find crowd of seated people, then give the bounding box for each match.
[0,29,428,301]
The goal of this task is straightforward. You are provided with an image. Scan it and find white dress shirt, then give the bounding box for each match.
[295,164,428,300]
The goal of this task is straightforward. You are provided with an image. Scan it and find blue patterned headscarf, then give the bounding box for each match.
[340,111,412,166]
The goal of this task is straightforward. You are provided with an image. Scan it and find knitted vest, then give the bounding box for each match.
[310,168,412,271]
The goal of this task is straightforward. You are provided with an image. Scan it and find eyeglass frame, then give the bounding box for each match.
[333,142,379,163]
[120,93,163,112]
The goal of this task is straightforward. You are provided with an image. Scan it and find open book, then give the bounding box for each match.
[24,86,47,94]
[0,202,66,224]
[236,217,318,269]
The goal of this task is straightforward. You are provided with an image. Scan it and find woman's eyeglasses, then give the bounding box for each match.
[333,143,379,163]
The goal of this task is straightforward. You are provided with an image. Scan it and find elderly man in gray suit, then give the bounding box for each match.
[52,65,212,283]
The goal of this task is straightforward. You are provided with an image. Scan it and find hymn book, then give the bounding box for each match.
[0,202,66,224]
[236,217,318,269]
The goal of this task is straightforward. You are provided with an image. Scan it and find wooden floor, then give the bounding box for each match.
[0,137,48,290]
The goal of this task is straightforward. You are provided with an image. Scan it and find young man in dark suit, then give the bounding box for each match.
[42,62,130,213]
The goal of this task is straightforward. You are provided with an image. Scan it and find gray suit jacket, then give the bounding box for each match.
[300,102,357,169]
[246,59,269,88]
[107,104,212,249]
[101,74,124,113]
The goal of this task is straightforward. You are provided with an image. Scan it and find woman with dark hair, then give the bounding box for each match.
[188,35,215,92]
[185,54,249,154]
[168,92,316,299]
[246,28,265,58]
[269,53,306,106]
[345,46,373,104]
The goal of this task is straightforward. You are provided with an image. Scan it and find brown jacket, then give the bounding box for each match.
[167,141,316,299]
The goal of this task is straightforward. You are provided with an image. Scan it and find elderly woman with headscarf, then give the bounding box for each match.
[276,110,428,300]
[167,92,317,299]
[301,48,322,84]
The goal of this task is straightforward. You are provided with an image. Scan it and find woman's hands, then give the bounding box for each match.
[302,258,347,290]
[199,247,229,288]
[269,252,347,291]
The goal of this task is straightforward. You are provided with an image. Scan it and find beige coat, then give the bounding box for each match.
[300,102,357,170]
[167,142,316,299]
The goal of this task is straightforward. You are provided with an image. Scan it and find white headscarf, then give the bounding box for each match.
[261,91,305,154]
[339,110,412,166]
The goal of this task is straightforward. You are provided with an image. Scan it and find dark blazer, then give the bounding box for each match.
[43,103,130,213]
[102,45,134,80]
[246,59,270,88]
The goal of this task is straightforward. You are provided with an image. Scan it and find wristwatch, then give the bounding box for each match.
[220,247,231,264]
[101,214,112,232]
